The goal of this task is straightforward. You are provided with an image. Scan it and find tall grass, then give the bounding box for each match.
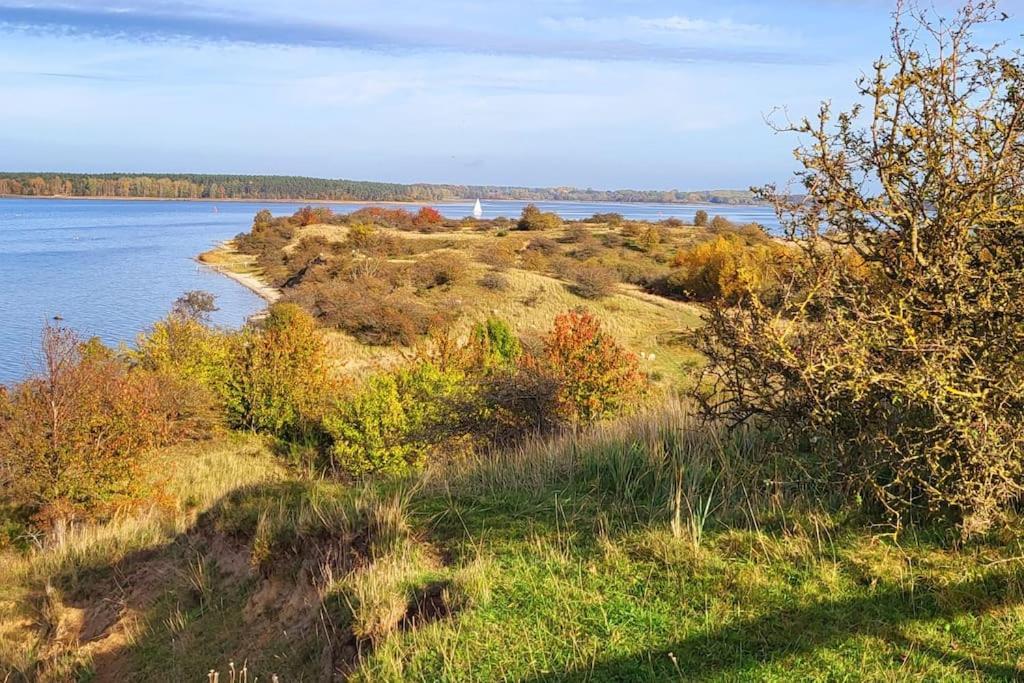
[426,397,789,542]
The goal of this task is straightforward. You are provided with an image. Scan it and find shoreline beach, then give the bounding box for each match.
[197,241,281,303]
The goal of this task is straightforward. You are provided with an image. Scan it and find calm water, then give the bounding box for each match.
[0,197,778,384]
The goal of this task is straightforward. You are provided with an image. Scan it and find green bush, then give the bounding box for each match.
[470,318,521,370]
[225,304,330,439]
[133,296,234,405]
[326,363,467,476]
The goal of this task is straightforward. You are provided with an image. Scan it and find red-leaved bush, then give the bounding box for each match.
[413,206,444,230]
[539,309,645,423]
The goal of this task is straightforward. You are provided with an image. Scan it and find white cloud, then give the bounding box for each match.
[541,14,795,49]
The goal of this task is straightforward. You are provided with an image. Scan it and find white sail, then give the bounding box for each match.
[472,198,483,218]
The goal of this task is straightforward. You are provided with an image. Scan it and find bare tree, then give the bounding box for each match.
[697,1,1024,535]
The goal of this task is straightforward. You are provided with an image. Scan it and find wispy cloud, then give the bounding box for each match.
[0,3,818,65]
[542,14,795,50]
[6,70,140,82]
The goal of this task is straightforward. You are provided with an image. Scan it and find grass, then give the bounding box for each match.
[202,218,707,384]
[5,401,1024,680]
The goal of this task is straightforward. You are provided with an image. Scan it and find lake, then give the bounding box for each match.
[0,197,779,384]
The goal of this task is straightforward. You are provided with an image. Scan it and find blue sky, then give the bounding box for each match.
[0,1,1018,189]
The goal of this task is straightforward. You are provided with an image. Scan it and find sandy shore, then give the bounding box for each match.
[197,242,281,303]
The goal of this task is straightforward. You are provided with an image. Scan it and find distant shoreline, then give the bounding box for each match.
[0,194,454,206]
[0,194,765,207]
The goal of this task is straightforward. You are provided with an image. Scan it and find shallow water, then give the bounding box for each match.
[0,197,779,384]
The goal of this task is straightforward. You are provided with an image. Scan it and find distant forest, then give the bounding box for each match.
[0,173,758,204]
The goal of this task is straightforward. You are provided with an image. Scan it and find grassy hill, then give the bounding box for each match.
[4,405,1024,680]
[199,209,733,383]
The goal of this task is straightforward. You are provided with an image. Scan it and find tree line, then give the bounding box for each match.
[0,172,758,204]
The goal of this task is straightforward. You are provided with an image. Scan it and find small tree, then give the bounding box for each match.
[638,227,661,253]
[517,204,561,231]
[134,296,233,407]
[693,210,709,227]
[171,290,219,323]
[541,309,645,423]
[253,209,274,228]
[697,1,1024,535]
[226,304,330,438]
[0,327,208,523]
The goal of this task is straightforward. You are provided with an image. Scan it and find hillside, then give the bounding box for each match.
[199,209,716,382]
[0,172,759,204]
[4,406,1024,680]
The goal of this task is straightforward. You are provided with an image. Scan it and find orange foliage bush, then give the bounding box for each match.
[413,206,444,230]
[539,309,645,423]
[0,327,214,524]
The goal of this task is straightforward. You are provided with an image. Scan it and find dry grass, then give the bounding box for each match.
[207,220,705,383]
[0,436,284,680]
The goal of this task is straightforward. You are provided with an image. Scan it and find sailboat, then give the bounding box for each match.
[472,198,483,219]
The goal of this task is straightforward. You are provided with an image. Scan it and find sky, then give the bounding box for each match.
[0,1,1019,190]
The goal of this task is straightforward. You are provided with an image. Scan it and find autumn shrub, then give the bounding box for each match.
[540,310,646,423]
[601,232,625,248]
[517,204,561,231]
[0,327,213,524]
[520,250,551,273]
[525,235,560,255]
[610,256,667,287]
[564,225,591,243]
[349,207,415,230]
[478,271,509,291]
[476,240,518,269]
[477,362,562,445]
[620,222,644,238]
[412,206,444,231]
[696,3,1024,535]
[709,215,732,231]
[667,234,791,304]
[570,236,603,260]
[693,209,709,227]
[234,212,296,284]
[224,303,331,440]
[569,263,618,300]
[636,227,662,253]
[293,205,334,226]
[409,252,467,290]
[325,362,469,476]
[344,223,409,258]
[303,278,451,346]
[588,212,624,226]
